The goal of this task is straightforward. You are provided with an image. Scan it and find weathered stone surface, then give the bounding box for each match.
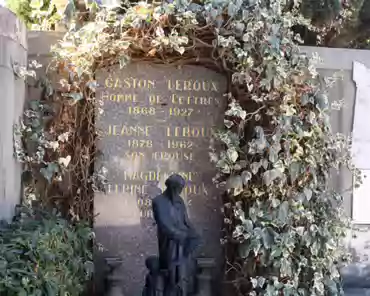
[94,62,227,295]
[301,46,370,295]
[0,7,27,221]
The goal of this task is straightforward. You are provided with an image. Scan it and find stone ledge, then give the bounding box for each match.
[0,7,27,49]
[27,31,64,56]
[197,257,216,268]
[343,288,370,296]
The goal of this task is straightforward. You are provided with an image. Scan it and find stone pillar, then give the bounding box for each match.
[0,8,27,221]
[196,258,216,296]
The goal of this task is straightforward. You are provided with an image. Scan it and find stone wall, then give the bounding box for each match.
[27,31,64,103]
[0,19,64,222]
[300,46,359,216]
[0,8,27,221]
[301,46,370,295]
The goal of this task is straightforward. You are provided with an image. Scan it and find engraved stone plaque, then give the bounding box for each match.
[94,62,227,295]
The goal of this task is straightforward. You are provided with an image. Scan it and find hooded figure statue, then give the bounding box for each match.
[152,174,201,296]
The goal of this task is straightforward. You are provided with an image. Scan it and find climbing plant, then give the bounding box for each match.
[6,0,61,30]
[16,0,361,295]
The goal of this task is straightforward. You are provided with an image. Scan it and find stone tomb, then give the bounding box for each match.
[94,63,227,295]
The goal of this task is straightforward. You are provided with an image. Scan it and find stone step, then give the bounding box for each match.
[105,257,123,269]
[197,257,216,269]
[344,288,370,296]
[197,274,212,280]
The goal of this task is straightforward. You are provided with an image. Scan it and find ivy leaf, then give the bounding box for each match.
[62,92,83,101]
[244,219,254,232]
[251,278,258,288]
[224,119,234,128]
[227,148,239,163]
[261,227,274,249]
[249,126,268,154]
[58,155,71,168]
[241,171,252,185]
[265,284,276,296]
[280,258,292,276]
[17,289,27,296]
[268,147,279,163]
[263,169,282,186]
[29,100,41,111]
[216,159,231,174]
[176,46,186,55]
[30,0,44,10]
[209,152,218,163]
[215,130,240,147]
[269,142,281,164]
[119,55,131,69]
[227,0,243,17]
[63,0,76,23]
[250,162,261,175]
[250,236,262,256]
[325,278,339,295]
[289,162,301,182]
[273,160,285,173]
[225,100,246,120]
[271,247,282,258]
[315,93,329,110]
[45,280,58,296]
[257,276,266,288]
[40,163,60,183]
[262,159,269,169]
[283,286,294,295]
[226,175,243,196]
[295,226,305,236]
[37,77,54,97]
[304,188,313,201]
[301,93,313,106]
[278,201,289,223]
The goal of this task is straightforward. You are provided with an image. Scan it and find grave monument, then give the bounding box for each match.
[94,62,227,295]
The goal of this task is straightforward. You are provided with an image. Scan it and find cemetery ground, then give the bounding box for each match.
[1,1,369,296]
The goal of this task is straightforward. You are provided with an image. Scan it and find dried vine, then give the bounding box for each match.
[15,1,362,295]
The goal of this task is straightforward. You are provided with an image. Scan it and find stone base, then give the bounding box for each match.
[99,255,217,296]
[103,257,124,296]
[344,288,370,296]
[196,258,216,296]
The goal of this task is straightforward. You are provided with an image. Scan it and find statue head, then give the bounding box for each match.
[164,174,185,199]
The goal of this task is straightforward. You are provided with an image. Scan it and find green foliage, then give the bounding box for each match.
[0,206,93,296]
[6,0,62,30]
[34,0,361,295]
[12,60,74,208]
[14,97,70,185]
[6,0,34,27]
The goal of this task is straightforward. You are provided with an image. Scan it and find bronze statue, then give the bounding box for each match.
[144,174,201,296]
[142,256,164,296]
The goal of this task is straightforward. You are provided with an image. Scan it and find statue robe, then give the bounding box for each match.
[152,188,200,295]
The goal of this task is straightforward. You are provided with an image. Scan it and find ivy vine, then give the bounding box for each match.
[15,0,362,295]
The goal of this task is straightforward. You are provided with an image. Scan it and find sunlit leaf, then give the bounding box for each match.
[226,175,243,196]
[241,171,252,185]
[227,148,239,163]
[278,201,289,223]
[30,0,44,10]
